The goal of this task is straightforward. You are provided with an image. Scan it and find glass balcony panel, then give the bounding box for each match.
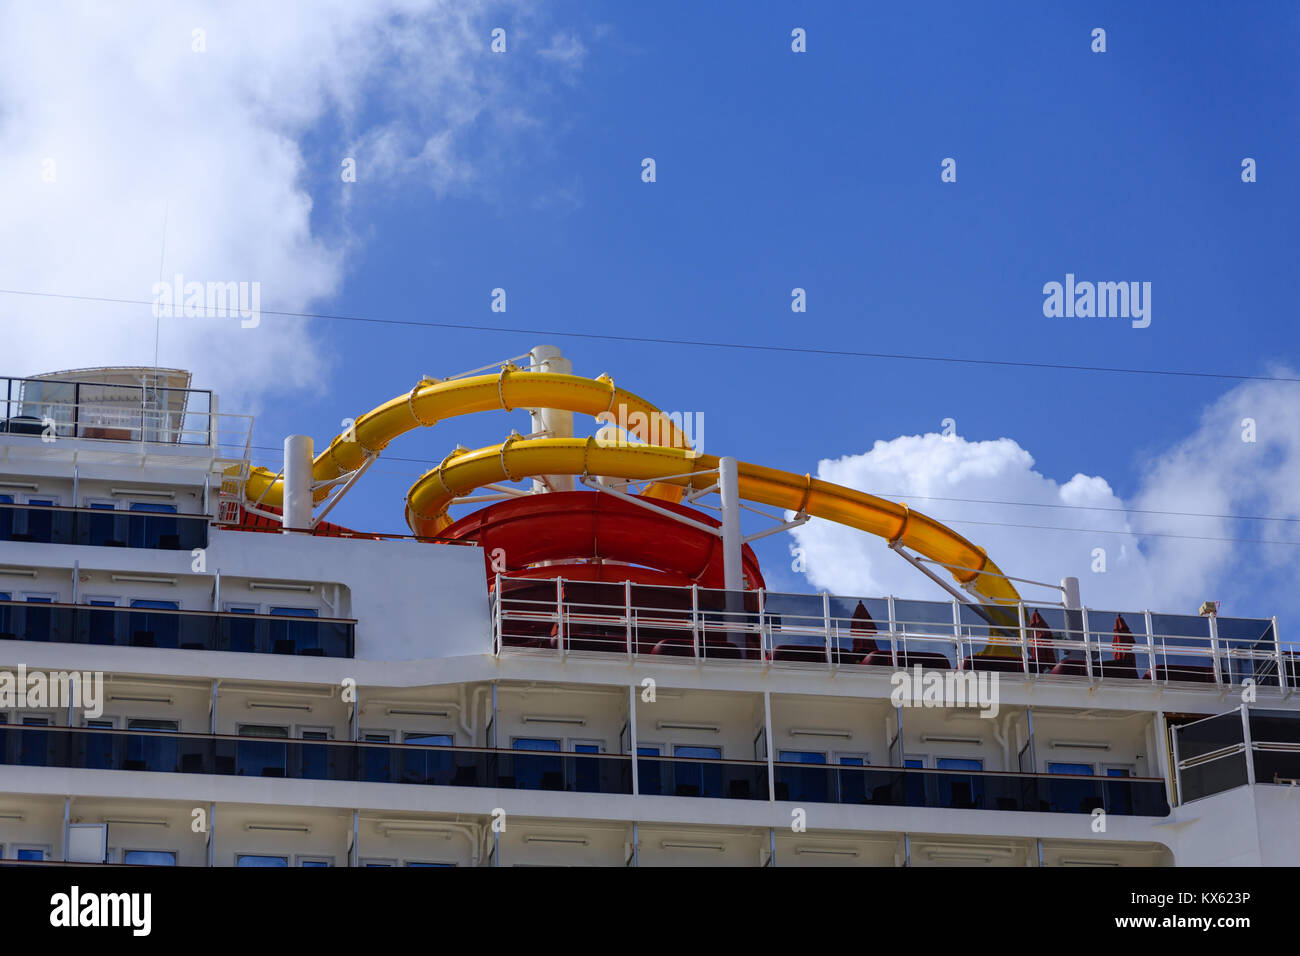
[893,599,958,669]
[0,503,208,550]
[1086,609,1150,681]
[0,600,354,657]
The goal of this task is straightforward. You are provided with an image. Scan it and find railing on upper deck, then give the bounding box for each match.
[0,375,251,458]
[492,575,1290,691]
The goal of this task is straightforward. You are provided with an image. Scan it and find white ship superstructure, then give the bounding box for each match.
[0,359,1295,868]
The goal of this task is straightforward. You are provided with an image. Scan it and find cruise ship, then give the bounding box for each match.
[0,348,1294,869]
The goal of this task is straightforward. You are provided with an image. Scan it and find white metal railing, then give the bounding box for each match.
[491,574,1291,690]
[0,375,252,459]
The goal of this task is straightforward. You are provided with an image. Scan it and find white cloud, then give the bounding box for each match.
[0,0,580,410]
[789,375,1300,621]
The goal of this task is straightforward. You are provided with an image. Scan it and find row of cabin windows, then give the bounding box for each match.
[0,496,186,546]
[0,846,454,865]
[0,711,1143,776]
[0,494,183,514]
[238,856,454,867]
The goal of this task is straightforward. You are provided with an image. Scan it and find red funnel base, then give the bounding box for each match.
[440,490,765,589]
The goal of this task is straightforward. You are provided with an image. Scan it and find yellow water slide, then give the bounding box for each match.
[240,366,1021,605]
[243,367,691,507]
[403,437,1020,606]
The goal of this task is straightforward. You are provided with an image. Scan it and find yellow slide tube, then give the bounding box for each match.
[242,367,693,508]
[404,437,1022,605]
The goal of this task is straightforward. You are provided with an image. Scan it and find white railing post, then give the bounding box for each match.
[757,588,768,663]
[763,690,775,802]
[1208,612,1223,685]
[625,579,633,659]
[1241,704,1256,786]
[887,596,899,669]
[1274,617,1289,698]
[952,599,963,670]
[556,576,565,657]
[1017,603,1028,675]
[1170,719,1183,807]
[823,591,832,667]
[1145,611,1158,683]
[691,584,700,661]
[493,573,502,656]
[1081,606,1094,681]
[628,684,639,796]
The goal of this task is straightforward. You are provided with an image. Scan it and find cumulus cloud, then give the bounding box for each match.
[789,376,1300,620]
[0,0,579,409]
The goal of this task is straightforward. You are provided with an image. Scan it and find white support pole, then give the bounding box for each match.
[718,456,743,591]
[1061,576,1081,610]
[207,802,216,867]
[282,434,314,532]
[719,455,744,651]
[61,796,70,862]
[529,345,573,493]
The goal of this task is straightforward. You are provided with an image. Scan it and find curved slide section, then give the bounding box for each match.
[242,367,695,507]
[405,437,1021,605]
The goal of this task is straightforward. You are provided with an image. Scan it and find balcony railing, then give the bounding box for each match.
[1174,706,1300,802]
[0,375,251,457]
[0,600,354,657]
[0,725,630,793]
[773,761,1168,815]
[0,502,209,550]
[0,725,1169,815]
[637,755,769,800]
[493,575,1289,690]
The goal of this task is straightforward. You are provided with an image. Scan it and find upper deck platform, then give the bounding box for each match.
[0,369,252,465]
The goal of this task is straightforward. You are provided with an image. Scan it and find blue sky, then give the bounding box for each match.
[5,1,1299,622]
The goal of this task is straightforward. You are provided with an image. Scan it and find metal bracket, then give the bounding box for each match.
[889,540,977,607]
[312,455,377,528]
